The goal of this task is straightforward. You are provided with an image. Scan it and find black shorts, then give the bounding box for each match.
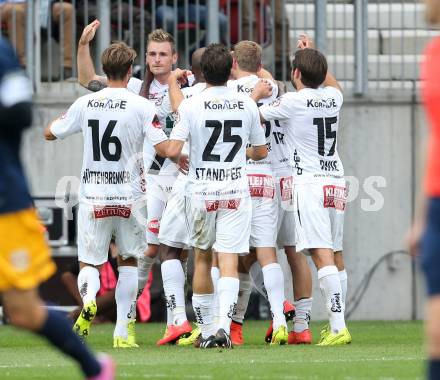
[421,197,440,296]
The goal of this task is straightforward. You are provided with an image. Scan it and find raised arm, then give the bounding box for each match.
[167,69,193,112]
[297,34,342,91]
[77,20,107,91]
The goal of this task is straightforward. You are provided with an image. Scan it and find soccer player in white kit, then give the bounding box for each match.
[154,48,208,346]
[167,44,268,348]
[255,35,352,345]
[46,42,169,347]
[225,41,289,345]
[76,22,186,343]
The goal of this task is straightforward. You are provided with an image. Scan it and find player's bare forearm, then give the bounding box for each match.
[323,71,342,92]
[246,145,268,161]
[168,69,191,112]
[166,140,184,159]
[77,20,107,90]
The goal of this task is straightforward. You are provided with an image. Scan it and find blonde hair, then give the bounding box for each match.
[101,41,136,80]
[233,40,262,73]
[147,29,176,53]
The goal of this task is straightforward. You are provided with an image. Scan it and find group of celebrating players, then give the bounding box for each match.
[44,19,352,350]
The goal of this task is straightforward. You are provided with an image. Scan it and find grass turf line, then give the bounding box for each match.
[0,321,425,380]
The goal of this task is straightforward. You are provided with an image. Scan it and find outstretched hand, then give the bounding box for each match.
[79,19,100,46]
[297,34,315,50]
[169,69,193,86]
[252,79,273,101]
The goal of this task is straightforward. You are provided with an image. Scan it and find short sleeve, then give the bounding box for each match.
[248,102,266,146]
[156,93,172,122]
[50,98,83,139]
[170,100,190,142]
[127,77,143,94]
[259,92,296,121]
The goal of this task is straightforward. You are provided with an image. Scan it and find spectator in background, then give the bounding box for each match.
[0,0,74,79]
[76,0,152,62]
[155,1,228,45]
[240,0,290,80]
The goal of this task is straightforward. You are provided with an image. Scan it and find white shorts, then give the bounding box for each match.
[184,196,252,254]
[77,203,147,266]
[248,174,277,248]
[146,174,176,245]
[276,175,296,247]
[158,190,190,249]
[294,180,346,253]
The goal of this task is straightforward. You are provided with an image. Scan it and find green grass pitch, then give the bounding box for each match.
[0,321,425,379]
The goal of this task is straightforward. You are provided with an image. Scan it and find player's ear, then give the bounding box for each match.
[172,52,178,65]
[293,68,301,80]
[232,57,238,70]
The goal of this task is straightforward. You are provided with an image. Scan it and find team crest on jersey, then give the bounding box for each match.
[323,185,346,211]
[152,115,162,129]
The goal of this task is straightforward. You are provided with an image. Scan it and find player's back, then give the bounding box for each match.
[179,86,261,200]
[288,86,344,182]
[75,88,155,205]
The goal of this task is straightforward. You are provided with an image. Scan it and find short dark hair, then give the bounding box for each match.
[292,48,327,89]
[101,41,136,80]
[201,43,232,85]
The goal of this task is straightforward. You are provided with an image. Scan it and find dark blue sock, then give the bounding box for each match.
[429,360,440,380]
[37,309,101,377]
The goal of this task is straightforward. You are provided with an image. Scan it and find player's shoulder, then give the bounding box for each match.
[127,77,143,94]
[320,86,343,104]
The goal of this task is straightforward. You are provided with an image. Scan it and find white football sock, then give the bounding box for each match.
[161,259,187,326]
[137,255,154,298]
[211,266,220,322]
[217,277,239,334]
[249,261,268,299]
[232,273,252,324]
[114,266,138,339]
[77,266,100,305]
[293,297,313,333]
[318,265,346,334]
[339,269,348,309]
[192,293,215,339]
[262,263,286,330]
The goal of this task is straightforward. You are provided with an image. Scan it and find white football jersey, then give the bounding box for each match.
[127,77,143,94]
[50,87,167,205]
[171,86,266,200]
[160,82,208,193]
[260,86,344,184]
[227,75,278,176]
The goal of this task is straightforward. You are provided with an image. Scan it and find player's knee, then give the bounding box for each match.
[159,244,182,262]
[6,299,45,330]
[117,255,137,266]
[146,244,159,258]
